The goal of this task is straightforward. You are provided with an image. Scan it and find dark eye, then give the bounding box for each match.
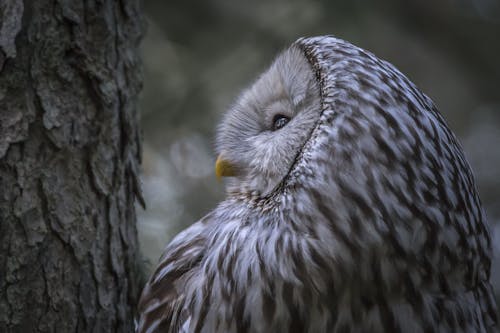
[272,114,290,131]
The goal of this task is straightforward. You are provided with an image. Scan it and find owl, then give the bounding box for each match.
[136,36,498,332]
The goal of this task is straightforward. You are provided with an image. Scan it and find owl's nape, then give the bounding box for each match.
[215,45,321,196]
[137,36,497,333]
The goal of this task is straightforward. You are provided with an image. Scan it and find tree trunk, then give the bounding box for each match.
[0,0,144,331]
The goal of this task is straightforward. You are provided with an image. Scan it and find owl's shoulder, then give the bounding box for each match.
[136,215,214,332]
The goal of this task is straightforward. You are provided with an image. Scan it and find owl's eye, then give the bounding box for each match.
[272,114,290,131]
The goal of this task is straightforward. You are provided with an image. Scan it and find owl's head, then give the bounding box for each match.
[215,46,321,197]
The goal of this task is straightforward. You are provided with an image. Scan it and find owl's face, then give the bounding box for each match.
[216,46,321,197]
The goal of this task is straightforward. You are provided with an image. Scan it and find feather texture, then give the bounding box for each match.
[136,36,498,333]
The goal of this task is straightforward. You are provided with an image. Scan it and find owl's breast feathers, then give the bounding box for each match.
[137,196,497,332]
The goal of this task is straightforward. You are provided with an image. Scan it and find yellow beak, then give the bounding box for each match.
[215,154,237,179]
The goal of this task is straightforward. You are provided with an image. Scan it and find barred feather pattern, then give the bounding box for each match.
[136,36,498,332]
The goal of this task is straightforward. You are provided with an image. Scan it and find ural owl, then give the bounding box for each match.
[137,36,498,332]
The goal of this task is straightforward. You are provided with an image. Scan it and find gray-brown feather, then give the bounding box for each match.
[136,36,498,333]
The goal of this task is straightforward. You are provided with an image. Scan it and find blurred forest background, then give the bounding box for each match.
[137,0,500,301]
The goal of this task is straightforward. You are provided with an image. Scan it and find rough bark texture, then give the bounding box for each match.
[0,0,144,331]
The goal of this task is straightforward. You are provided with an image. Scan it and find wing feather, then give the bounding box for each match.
[136,218,210,333]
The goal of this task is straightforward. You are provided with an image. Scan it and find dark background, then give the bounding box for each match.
[137,0,500,300]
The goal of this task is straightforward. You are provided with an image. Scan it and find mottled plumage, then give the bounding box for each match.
[137,36,498,332]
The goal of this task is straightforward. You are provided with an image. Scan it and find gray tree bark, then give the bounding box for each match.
[0,0,144,331]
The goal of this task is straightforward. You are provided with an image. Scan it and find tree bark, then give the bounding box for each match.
[0,0,144,331]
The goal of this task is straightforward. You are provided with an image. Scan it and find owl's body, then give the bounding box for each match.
[137,37,497,332]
